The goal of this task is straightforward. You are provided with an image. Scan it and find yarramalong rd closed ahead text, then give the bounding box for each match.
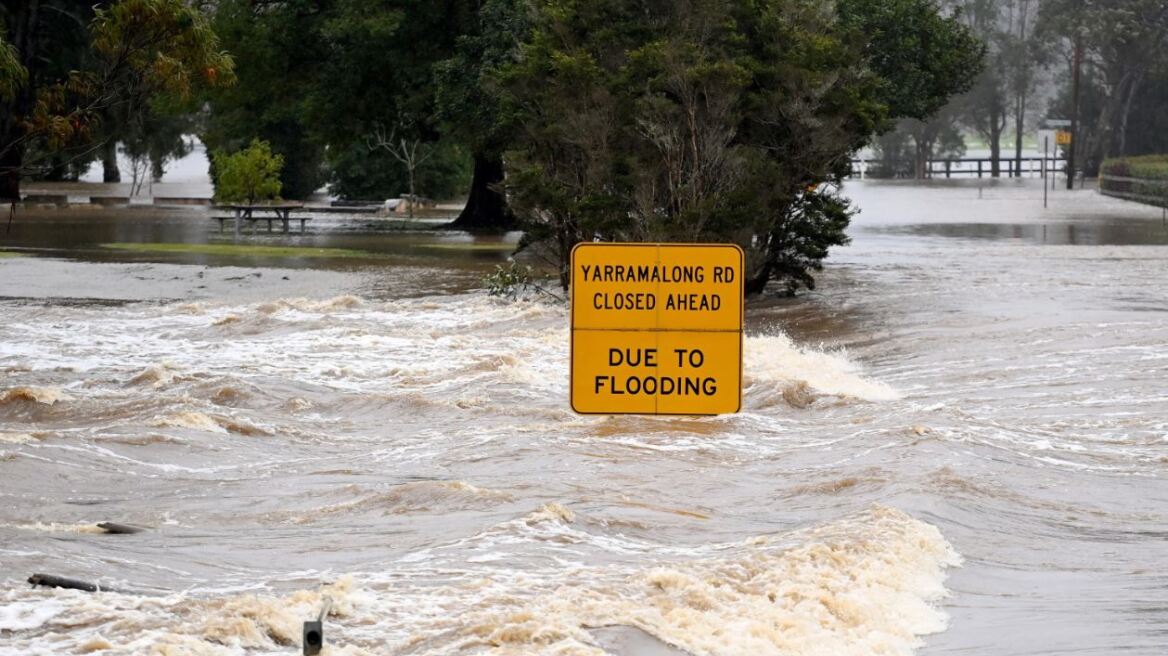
[570,243,743,415]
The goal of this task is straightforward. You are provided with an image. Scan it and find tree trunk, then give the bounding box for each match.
[101,140,120,180]
[1117,75,1142,158]
[406,166,416,219]
[0,144,21,201]
[1013,0,1029,178]
[989,115,1002,178]
[450,153,515,232]
[744,267,770,296]
[1014,91,1025,177]
[1,1,37,201]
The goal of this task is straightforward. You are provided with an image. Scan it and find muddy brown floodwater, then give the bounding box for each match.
[1,180,1166,655]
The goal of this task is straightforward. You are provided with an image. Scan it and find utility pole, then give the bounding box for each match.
[1066,32,1083,190]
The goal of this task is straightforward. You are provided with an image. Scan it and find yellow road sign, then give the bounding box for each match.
[570,243,743,415]
[1056,130,1072,145]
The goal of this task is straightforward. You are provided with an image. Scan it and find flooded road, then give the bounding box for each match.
[1,180,1166,655]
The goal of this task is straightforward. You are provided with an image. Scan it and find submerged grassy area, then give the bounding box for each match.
[421,243,517,251]
[102,242,380,258]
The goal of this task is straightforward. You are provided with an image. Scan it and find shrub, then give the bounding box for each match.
[483,262,535,298]
[212,138,284,204]
[1100,155,1168,204]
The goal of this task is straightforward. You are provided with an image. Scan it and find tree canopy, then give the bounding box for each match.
[497,0,982,292]
[0,0,234,199]
[203,0,473,201]
[7,0,986,295]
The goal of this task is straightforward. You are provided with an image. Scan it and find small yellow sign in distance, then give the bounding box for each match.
[570,243,743,415]
[1056,130,1072,145]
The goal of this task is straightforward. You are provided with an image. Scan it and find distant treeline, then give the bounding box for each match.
[870,0,1168,183]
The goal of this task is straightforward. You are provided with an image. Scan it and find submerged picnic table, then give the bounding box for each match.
[212,202,310,237]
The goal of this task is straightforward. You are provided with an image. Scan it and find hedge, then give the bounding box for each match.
[1100,155,1168,206]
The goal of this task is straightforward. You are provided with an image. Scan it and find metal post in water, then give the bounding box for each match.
[1044,137,1049,209]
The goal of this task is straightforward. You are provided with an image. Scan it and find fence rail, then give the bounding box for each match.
[849,156,1066,179]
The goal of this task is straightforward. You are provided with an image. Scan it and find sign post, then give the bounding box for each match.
[1044,135,1049,209]
[570,243,743,415]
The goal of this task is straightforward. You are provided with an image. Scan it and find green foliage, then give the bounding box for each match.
[1,0,234,197]
[483,262,535,298]
[1037,0,1168,175]
[127,104,196,182]
[202,0,327,199]
[329,139,471,201]
[499,0,981,294]
[0,29,26,102]
[434,0,528,157]
[871,112,967,179]
[212,138,284,204]
[92,0,236,102]
[205,0,474,200]
[1100,155,1168,205]
[1108,156,1168,180]
[838,0,985,121]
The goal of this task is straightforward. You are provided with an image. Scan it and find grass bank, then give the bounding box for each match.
[102,243,380,259]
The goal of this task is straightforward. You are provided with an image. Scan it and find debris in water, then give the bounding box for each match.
[28,573,100,592]
[96,522,144,534]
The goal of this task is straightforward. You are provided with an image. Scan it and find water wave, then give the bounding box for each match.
[0,386,70,406]
[0,507,956,655]
[744,334,898,407]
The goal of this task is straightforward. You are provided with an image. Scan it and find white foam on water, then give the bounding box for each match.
[0,506,959,655]
[0,599,67,631]
[744,334,899,406]
[0,431,40,444]
[429,505,959,656]
[0,521,106,533]
[151,411,226,433]
[0,294,897,432]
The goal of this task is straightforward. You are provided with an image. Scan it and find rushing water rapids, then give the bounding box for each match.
[1,180,1167,655]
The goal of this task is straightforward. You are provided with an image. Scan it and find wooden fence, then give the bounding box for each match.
[850,156,1065,179]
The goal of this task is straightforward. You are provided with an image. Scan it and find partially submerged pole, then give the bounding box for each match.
[1044,136,1049,209]
[303,597,333,656]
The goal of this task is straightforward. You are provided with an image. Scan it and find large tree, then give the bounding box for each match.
[1039,0,1168,182]
[203,0,328,199]
[498,0,982,294]
[435,0,527,231]
[0,0,233,200]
